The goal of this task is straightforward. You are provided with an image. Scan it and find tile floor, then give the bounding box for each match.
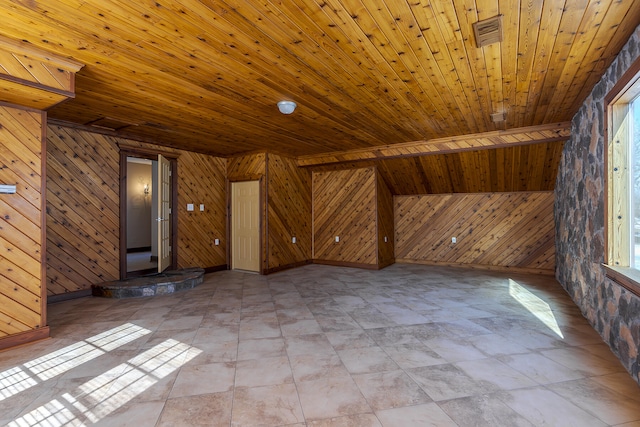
[127,251,157,273]
[1,264,639,426]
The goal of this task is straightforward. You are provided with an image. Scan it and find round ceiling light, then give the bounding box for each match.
[277,101,297,114]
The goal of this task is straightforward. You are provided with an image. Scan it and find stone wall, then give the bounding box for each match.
[555,25,640,384]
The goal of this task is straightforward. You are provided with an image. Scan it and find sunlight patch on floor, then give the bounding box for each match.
[8,339,201,426]
[509,279,564,338]
[0,323,151,402]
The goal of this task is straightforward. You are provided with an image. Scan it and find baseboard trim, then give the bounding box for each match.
[264,260,312,275]
[395,259,555,276]
[0,327,50,352]
[378,259,395,270]
[312,259,379,270]
[47,289,92,303]
[204,264,228,274]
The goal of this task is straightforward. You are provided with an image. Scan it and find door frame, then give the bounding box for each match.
[227,177,264,274]
[119,145,179,279]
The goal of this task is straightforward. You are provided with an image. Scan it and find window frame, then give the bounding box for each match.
[604,55,640,297]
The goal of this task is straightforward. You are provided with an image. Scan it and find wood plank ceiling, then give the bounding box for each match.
[1,0,639,192]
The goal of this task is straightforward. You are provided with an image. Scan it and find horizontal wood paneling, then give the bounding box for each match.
[266,153,311,271]
[313,167,377,265]
[0,105,45,338]
[46,125,227,295]
[395,192,555,273]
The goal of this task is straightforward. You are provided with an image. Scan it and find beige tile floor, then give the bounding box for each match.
[1,264,639,426]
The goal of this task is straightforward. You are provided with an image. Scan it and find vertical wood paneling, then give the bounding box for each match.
[46,125,227,295]
[0,105,45,337]
[377,171,394,268]
[266,153,311,272]
[395,192,555,274]
[313,167,377,266]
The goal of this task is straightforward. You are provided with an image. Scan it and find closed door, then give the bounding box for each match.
[231,180,260,272]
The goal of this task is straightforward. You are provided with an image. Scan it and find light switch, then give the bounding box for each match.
[214,239,220,245]
[335,236,340,243]
[200,204,205,211]
[384,236,388,243]
[187,203,194,211]
[292,237,296,244]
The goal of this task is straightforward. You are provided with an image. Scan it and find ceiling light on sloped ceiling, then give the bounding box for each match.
[473,15,503,48]
[277,101,297,114]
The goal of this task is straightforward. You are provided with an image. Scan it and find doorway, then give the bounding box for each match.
[126,157,157,274]
[119,149,178,279]
[231,180,260,272]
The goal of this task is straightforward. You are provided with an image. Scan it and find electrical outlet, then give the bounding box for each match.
[187,203,194,211]
[200,204,205,211]
[451,237,457,244]
[292,237,296,244]
[335,236,340,243]
[214,238,220,245]
[384,236,388,243]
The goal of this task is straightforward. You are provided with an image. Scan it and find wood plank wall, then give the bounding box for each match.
[377,172,394,268]
[46,125,120,295]
[175,151,226,271]
[306,142,564,196]
[266,154,311,272]
[0,105,46,340]
[395,192,556,274]
[46,125,227,295]
[313,167,378,267]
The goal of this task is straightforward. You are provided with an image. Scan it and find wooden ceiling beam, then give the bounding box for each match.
[297,122,571,167]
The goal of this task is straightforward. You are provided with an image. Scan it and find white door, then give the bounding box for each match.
[232,180,260,272]
[157,154,171,273]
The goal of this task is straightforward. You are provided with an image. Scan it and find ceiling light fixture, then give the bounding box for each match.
[277,101,297,114]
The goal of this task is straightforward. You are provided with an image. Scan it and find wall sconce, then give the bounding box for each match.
[143,183,149,195]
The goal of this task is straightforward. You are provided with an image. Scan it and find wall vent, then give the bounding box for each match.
[491,112,506,122]
[473,16,503,48]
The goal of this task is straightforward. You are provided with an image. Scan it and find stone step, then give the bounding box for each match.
[91,267,205,298]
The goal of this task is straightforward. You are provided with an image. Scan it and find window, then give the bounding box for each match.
[605,57,640,295]
[631,97,640,267]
